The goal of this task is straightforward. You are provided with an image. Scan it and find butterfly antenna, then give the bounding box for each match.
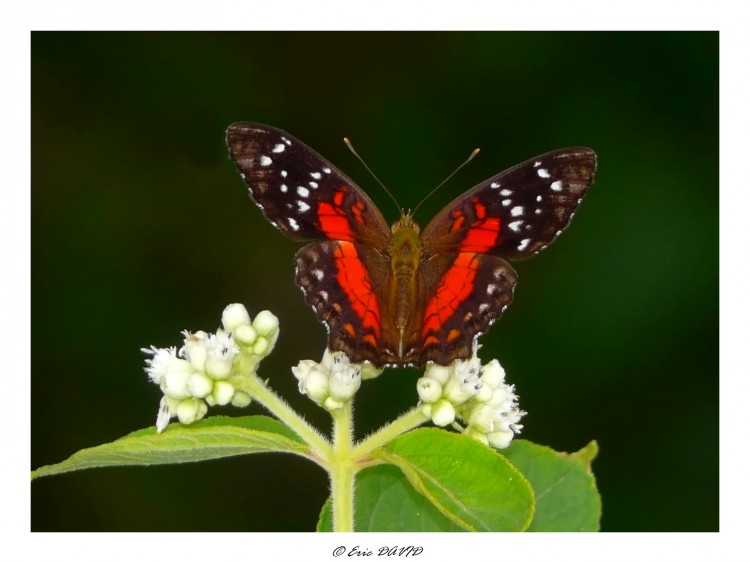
[411,147,480,217]
[344,137,402,215]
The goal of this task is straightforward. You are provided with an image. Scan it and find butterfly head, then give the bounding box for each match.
[392,210,420,235]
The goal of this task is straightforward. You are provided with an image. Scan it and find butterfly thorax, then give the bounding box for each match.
[387,213,422,359]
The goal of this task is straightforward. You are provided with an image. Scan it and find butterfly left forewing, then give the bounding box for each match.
[421,147,597,260]
[227,122,391,246]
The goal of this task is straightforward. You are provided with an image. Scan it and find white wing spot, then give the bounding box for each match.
[555,229,563,236]
[240,173,246,179]
[323,167,331,174]
[536,195,542,202]
[490,182,500,189]
[518,238,531,251]
[500,189,513,196]
[510,206,524,217]
[502,199,512,207]
[537,168,550,178]
[288,218,300,231]
[297,200,311,213]
[312,269,324,281]
[309,181,319,188]
[535,208,542,215]
[551,180,563,191]
[260,156,272,166]
[478,303,490,313]
[272,143,285,153]
[297,186,310,197]
[282,137,292,146]
[281,170,288,178]
[310,172,322,179]
[486,284,497,295]
[280,184,288,193]
[533,161,542,168]
[509,220,523,232]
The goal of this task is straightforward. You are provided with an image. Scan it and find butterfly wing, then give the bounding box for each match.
[226,122,391,246]
[227,122,395,363]
[421,147,597,259]
[410,147,597,365]
[402,252,518,365]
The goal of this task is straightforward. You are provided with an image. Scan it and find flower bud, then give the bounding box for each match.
[416,376,443,403]
[423,363,452,385]
[161,360,194,399]
[205,354,233,380]
[473,383,494,404]
[480,360,505,388]
[233,324,257,346]
[252,310,279,337]
[231,391,252,408]
[212,380,235,405]
[487,429,514,449]
[222,303,251,332]
[252,337,269,356]
[431,399,456,427]
[329,369,361,401]
[443,376,476,405]
[298,367,329,404]
[292,360,316,381]
[468,404,494,433]
[176,398,204,424]
[187,372,213,398]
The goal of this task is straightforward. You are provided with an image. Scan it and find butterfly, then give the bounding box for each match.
[226,122,597,367]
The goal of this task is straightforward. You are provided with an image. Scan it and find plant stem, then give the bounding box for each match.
[351,406,428,459]
[330,402,355,532]
[241,373,332,460]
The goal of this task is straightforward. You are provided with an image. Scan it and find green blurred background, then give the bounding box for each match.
[31,32,718,531]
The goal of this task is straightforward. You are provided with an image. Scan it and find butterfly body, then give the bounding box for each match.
[227,122,597,367]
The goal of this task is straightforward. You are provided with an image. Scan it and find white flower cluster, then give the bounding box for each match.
[417,348,525,449]
[292,349,383,411]
[143,304,279,433]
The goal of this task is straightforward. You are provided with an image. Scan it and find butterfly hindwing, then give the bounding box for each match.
[403,253,518,365]
[227,122,391,246]
[295,240,392,365]
[421,147,597,260]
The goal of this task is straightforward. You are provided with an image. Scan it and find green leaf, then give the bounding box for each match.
[378,428,535,531]
[317,464,465,532]
[31,415,310,480]
[501,439,601,531]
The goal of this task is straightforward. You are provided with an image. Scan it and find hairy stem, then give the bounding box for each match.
[351,406,428,459]
[240,373,332,461]
[331,402,355,532]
